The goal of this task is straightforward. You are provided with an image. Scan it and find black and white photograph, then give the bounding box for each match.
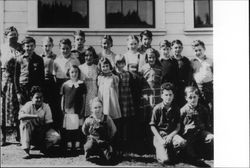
[0,0,249,167]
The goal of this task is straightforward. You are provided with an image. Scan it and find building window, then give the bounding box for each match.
[194,0,213,28]
[38,0,89,28]
[106,0,155,28]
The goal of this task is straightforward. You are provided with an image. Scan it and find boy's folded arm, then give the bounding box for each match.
[19,113,38,120]
[168,123,181,139]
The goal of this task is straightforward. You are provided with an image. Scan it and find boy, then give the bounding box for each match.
[149,82,186,164]
[180,86,213,162]
[15,36,45,106]
[159,40,179,87]
[71,30,86,64]
[191,40,213,112]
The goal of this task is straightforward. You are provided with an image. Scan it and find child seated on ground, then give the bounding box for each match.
[149,82,186,164]
[82,97,117,162]
[18,86,61,159]
[180,86,213,162]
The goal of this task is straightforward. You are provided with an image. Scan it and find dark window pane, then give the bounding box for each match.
[194,0,213,28]
[38,0,88,28]
[106,0,155,28]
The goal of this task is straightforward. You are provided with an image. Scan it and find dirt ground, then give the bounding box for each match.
[1,132,213,167]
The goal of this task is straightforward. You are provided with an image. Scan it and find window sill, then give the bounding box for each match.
[184,28,213,35]
[27,28,167,36]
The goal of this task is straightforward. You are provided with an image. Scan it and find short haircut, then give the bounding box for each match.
[4,26,18,37]
[171,39,183,47]
[102,35,113,47]
[139,30,153,41]
[74,30,85,38]
[42,36,54,44]
[98,57,113,72]
[59,38,72,48]
[160,82,175,95]
[192,40,206,50]
[90,97,103,109]
[21,36,36,45]
[159,39,171,48]
[127,35,139,43]
[30,86,43,97]
[145,48,160,64]
[184,86,199,96]
[85,46,98,60]
[115,54,126,65]
[66,64,81,79]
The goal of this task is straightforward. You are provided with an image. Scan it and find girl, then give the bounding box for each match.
[114,54,134,152]
[97,57,121,121]
[171,40,193,107]
[0,26,23,145]
[82,97,117,162]
[98,35,116,67]
[61,65,86,151]
[41,36,58,128]
[139,48,162,153]
[79,46,98,118]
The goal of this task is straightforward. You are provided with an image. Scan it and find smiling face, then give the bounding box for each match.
[193,45,205,59]
[101,63,111,74]
[147,52,156,66]
[91,101,103,119]
[101,39,112,50]
[141,35,152,48]
[161,89,174,106]
[32,92,43,107]
[69,67,79,81]
[42,41,53,55]
[185,91,199,107]
[160,45,171,58]
[74,35,85,50]
[23,42,36,56]
[60,44,71,58]
[127,38,139,51]
[172,43,183,57]
[85,50,94,65]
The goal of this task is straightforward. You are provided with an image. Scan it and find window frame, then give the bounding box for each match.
[27,0,166,35]
[105,0,156,29]
[184,0,213,35]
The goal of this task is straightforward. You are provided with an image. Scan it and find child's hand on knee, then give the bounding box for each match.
[205,133,213,143]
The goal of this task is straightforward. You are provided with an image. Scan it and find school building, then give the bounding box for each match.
[0,0,213,59]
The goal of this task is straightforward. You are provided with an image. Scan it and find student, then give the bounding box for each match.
[15,36,45,106]
[71,30,86,64]
[53,39,80,127]
[159,40,179,87]
[98,35,116,67]
[180,86,213,162]
[19,86,60,159]
[138,30,159,71]
[139,48,162,153]
[0,26,23,145]
[82,97,117,162]
[41,36,57,128]
[61,65,86,151]
[171,40,193,107]
[79,46,98,118]
[113,54,134,152]
[191,40,213,112]
[150,82,186,164]
[97,57,121,121]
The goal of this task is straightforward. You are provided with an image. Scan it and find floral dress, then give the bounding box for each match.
[0,43,22,128]
[79,63,98,117]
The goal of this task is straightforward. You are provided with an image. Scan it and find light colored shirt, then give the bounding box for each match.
[18,101,53,126]
[53,54,80,79]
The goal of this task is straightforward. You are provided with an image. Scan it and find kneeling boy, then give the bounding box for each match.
[149,82,186,164]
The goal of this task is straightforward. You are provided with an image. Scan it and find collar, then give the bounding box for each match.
[160,102,172,111]
[65,80,83,88]
[42,52,56,59]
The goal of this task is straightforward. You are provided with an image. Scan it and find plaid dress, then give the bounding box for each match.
[115,70,134,117]
[140,64,162,122]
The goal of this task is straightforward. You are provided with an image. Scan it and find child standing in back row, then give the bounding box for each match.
[99,35,116,67]
[71,30,86,64]
[61,65,86,151]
